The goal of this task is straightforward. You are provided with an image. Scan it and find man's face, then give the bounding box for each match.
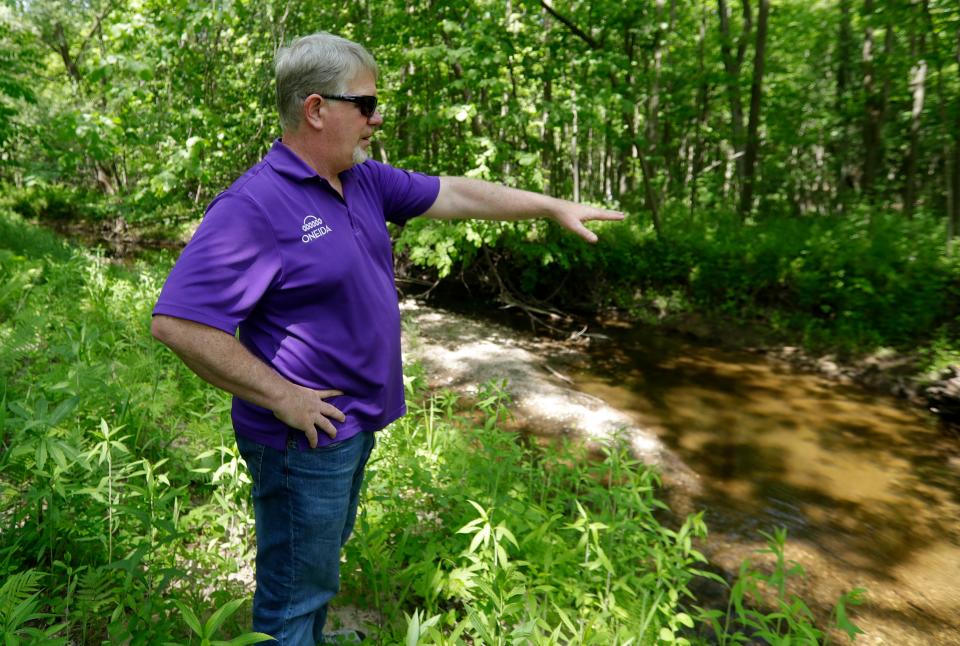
[326,69,382,172]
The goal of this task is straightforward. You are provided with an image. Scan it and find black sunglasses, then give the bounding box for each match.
[320,94,378,118]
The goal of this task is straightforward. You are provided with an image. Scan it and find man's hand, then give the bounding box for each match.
[548,203,624,244]
[151,316,348,449]
[274,385,347,448]
[424,177,625,243]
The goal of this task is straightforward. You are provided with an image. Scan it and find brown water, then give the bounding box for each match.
[560,324,960,645]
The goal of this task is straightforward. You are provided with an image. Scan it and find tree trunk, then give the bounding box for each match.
[50,21,82,82]
[689,8,710,213]
[661,0,681,193]
[718,0,747,188]
[903,9,927,220]
[585,126,594,202]
[924,0,954,243]
[604,132,613,201]
[397,61,412,159]
[861,0,881,197]
[638,149,663,239]
[834,0,854,210]
[936,56,953,237]
[952,26,960,250]
[441,33,482,138]
[739,0,769,220]
[630,0,665,224]
[622,25,639,196]
[647,0,665,156]
[571,89,580,202]
[541,76,553,196]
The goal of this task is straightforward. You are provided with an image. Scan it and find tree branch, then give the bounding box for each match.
[539,0,601,50]
[43,2,116,83]
[72,1,117,74]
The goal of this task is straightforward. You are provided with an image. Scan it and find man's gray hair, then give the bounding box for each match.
[275,32,378,133]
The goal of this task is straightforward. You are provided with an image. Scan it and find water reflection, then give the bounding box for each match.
[565,324,960,643]
[574,332,957,525]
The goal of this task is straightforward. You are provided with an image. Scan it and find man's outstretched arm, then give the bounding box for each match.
[423,177,624,243]
[151,315,344,447]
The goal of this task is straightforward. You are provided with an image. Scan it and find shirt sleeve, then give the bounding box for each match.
[368,160,441,225]
[152,192,282,334]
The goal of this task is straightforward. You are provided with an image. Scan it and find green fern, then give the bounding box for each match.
[0,569,43,630]
[0,568,67,644]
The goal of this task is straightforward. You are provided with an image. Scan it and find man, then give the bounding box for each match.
[151,32,622,645]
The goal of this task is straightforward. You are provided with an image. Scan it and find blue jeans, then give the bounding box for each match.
[237,431,376,645]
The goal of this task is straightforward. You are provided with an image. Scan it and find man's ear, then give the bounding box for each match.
[302,94,325,131]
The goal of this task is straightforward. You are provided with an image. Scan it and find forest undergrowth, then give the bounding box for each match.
[0,208,864,644]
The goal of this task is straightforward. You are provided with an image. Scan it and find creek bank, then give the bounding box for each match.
[399,299,702,499]
[45,215,187,260]
[763,346,960,425]
[414,272,960,429]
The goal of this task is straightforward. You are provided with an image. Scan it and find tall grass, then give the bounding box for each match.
[0,209,266,644]
[0,208,862,644]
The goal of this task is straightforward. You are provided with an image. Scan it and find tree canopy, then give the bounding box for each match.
[2,0,957,226]
[2,0,959,346]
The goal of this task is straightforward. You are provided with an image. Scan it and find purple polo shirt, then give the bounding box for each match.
[153,139,439,450]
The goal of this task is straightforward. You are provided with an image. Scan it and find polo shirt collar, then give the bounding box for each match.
[265,138,360,187]
[265,138,320,182]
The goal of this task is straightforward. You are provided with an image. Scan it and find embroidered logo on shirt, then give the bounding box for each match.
[301,215,333,244]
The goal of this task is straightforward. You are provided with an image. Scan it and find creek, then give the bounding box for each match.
[569,322,959,645]
[424,297,960,645]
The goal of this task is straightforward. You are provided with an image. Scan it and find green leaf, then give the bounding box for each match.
[211,633,275,646]
[204,598,246,637]
[405,609,421,646]
[495,525,518,548]
[174,600,203,637]
[468,525,489,553]
[48,397,78,426]
[834,588,865,640]
[466,499,487,517]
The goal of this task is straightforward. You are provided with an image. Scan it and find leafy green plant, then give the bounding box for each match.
[168,599,273,646]
[697,528,864,645]
[0,570,68,645]
[0,210,260,642]
[347,374,857,645]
